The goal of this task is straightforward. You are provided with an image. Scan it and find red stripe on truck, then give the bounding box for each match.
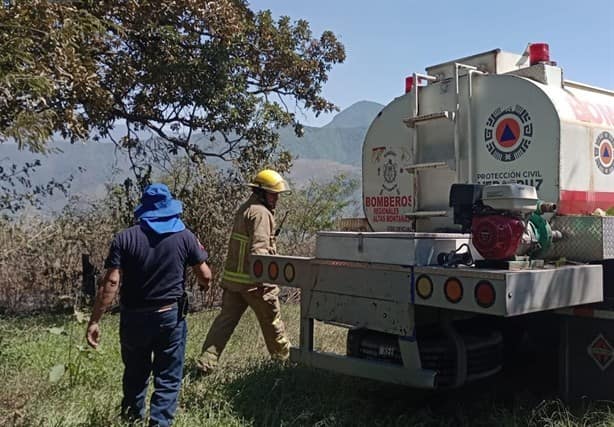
[559,190,614,215]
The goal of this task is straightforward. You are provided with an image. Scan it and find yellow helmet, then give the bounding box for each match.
[248,169,290,193]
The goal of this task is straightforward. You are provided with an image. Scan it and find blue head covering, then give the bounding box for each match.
[134,183,186,234]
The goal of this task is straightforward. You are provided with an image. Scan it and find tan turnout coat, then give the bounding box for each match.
[222,193,276,291]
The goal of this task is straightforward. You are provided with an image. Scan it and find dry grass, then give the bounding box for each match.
[2,304,614,426]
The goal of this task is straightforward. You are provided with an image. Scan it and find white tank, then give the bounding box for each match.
[362,47,614,232]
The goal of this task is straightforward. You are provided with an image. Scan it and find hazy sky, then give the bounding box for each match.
[249,0,614,126]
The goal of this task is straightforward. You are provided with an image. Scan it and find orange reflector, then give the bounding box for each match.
[416,274,433,299]
[475,280,495,308]
[444,277,463,303]
[253,259,263,278]
[268,261,279,280]
[283,263,295,283]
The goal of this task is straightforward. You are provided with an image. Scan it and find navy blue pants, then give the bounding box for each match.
[119,307,186,427]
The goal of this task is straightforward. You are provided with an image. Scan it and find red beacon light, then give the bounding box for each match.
[405,76,414,93]
[529,43,550,66]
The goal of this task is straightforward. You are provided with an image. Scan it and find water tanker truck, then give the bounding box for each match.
[250,43,614,399]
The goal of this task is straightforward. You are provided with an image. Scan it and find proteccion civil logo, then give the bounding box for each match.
[594,131,614,175]
[484,105,533,162]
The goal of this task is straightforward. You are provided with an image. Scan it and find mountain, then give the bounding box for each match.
[279,101,383,166]
[0,100,384,212]
[1,141,133,212]
[323,101,383,129]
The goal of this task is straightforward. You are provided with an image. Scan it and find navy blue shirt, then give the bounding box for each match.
[104,225,208,308]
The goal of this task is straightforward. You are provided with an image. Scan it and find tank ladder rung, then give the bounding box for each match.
[401,210,448,217]
[405,161,449,171]
[403,111,455,128]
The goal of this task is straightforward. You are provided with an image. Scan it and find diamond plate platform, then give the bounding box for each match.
[545,216,614,262]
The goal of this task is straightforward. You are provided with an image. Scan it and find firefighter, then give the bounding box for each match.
[196,169,291,374]
[86,183,212,427]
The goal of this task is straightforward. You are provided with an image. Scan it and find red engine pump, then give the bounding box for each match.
[471,215,526,260]
[449,183,549,261]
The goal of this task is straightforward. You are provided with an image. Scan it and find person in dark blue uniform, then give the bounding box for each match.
[86,183,212,427]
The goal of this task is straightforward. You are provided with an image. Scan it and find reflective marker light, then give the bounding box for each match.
[405,76,414,93]
[529,43,550,66]
[283,263,295,283]
[416,274,433,299]
[444,277,463,303]
[475,280,496,308]
[268,261,279,280]
[253,259,263,278]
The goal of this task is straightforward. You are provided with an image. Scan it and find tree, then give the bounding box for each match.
[277,174,359,256]
[0,0,345,175]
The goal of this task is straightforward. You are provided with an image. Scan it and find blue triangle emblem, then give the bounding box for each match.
[603,146,611,158]
[500,124,516,142]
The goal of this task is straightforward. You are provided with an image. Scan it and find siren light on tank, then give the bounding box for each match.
[405,76,414,93]
[529,43,550,66]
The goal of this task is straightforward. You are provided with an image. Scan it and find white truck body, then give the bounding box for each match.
[250,45,614,397]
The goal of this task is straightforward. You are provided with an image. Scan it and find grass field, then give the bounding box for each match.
[1,304,614,426]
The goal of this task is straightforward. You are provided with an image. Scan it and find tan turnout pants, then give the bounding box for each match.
[198,284,290,372]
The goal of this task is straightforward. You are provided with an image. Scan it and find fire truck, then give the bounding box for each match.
[251,43,614,399]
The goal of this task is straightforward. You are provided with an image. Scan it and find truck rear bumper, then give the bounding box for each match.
[290,347,438,389]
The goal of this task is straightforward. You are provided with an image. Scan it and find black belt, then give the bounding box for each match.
[121,301,177,313]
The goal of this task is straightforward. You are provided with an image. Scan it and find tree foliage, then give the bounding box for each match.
[0,0,345,171]
[0,1,111,152]
[277,174,359,256]
[0,158,77,217]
